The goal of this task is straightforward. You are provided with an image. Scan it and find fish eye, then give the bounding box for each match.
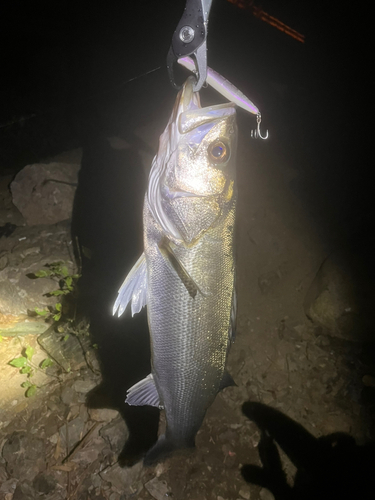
[208,140,230,165]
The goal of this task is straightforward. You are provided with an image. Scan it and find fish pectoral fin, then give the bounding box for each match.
[113,253,148,317]
[219,370,236,391]
[158,237,201,299]
[126,373,161,408]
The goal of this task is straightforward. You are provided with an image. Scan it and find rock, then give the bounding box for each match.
[60,385,77,406]
[0,313,49,337]
[90,473,102,489]
[239,487,251,499]
[144,477,171,500]
[10,162,79,226]
[48,433,59,445]
[2,432,45,482]
[32,473,56,495]
[0,253,8,270]
[304,235,375,341]
[47,396,65,414]
[259,489,275,500]
[109,494,120,500]
[99,462,143,495]
[0,465,8,482]
[68,404,80,419]
[71,442,102,465]
[0,478,18,495]
[89,408,118,422]
[12,481,35,500]
[73,379,97,393]
[99,416,129,453]
[79,404,89,422]
[59,417,85,449]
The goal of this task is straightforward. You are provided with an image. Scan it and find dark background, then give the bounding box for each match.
[1,0,369,223]
[1,0,367,171]
[1,0,370,233]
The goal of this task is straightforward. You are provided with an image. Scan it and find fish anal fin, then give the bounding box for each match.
[126,374,160,408]
[219,370,236,391]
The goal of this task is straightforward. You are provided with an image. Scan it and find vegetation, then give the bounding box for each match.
[9,261,86,396]
[9,345,54,397]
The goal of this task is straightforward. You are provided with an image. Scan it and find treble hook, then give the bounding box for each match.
[251,113,269,140]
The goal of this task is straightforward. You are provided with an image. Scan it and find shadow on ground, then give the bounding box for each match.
[241,402,375,500]
[71,130,159,466]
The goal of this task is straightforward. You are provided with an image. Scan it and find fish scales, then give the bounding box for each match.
[113,75,238,463]
[145,198,236,443]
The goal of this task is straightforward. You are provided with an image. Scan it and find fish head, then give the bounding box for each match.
[148,76,237,244]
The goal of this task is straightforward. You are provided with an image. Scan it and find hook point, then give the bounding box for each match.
[250,113,268,140]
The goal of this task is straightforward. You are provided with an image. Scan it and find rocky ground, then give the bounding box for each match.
[0,103,374,500]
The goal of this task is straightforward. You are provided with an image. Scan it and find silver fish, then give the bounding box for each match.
[113,75,238,464]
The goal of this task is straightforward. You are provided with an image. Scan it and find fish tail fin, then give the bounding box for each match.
[143,434,194,466]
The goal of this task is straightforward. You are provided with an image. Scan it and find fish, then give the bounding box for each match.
[113,73,240,464]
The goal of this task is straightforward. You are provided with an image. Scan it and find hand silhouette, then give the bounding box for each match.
[241,402,375,500]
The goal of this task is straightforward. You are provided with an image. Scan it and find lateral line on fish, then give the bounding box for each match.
[157,236,203,299]
[177,56,259,115]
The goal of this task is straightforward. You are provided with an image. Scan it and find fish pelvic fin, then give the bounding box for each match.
[126,373,161,408]
[144,434,195,466]
[113,253,147,317]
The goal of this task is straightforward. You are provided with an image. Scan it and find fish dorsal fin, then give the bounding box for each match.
[113,253,147,317]
[219,371,236,391]
[126,374,161,408]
